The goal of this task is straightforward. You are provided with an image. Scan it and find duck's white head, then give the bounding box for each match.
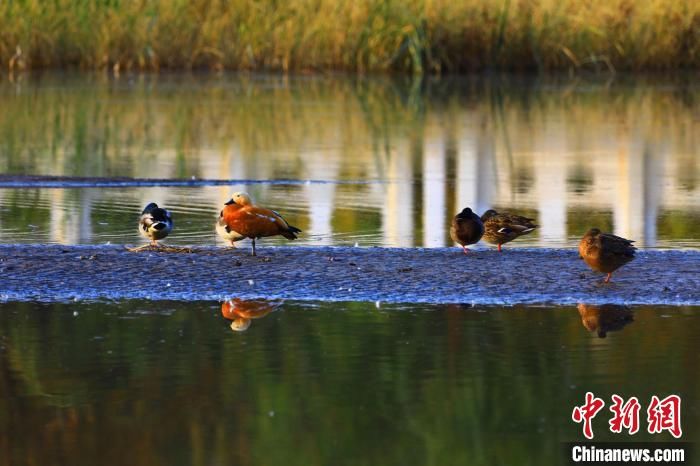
[225,192,253,206]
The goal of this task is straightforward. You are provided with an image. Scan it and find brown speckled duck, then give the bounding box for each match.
[450,207,484,254]
[480,209,538,252]
[578,228,636,283]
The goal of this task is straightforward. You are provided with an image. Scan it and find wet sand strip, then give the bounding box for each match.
[0,245,697,304]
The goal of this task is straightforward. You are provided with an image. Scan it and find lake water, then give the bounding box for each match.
[0,73,698,249]
[1,300,698,465]
[1,73,697,464]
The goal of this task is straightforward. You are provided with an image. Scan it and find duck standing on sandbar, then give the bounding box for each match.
[578,228,636,283]
[137,202,173,249]
[450,207,484,254]
[480,209,538,252]
[216,192,301,256]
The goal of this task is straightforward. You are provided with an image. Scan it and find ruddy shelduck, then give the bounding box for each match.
[216,192,301,256]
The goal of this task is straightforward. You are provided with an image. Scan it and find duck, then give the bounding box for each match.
[216,192,301,256]
[221,299,281,332]
[578,228,636,283]
[577,303,634,338]
[450,207,484,254]
[138,202,173,248]
[480,209,538,252]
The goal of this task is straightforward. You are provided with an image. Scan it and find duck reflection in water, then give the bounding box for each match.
[577,303,634,338]
[221,298,282,332]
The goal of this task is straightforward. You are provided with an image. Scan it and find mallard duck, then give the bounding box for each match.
[216,192,301,256]
[138,203,173,247]
[480,209,538,252]
[578,228,636,283]
[577,303,634,338]
[221,299,281,332]
[450,207,484,254]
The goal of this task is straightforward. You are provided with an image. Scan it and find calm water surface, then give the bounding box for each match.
[1,301,698,465]
[2,74,697,465]
[0,73,698,249]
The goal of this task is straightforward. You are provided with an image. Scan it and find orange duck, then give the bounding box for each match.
[216,192,301,256]
[221,299,281,332]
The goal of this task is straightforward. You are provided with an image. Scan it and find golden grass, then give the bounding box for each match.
[0,0,698,72]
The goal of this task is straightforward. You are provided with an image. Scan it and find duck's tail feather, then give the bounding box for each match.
[281,225,302,240]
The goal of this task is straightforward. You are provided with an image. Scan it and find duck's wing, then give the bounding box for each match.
[491,213,536,229]
[241,206,301,238]
[150,207,172,223]
[599,233,635,246]
[248,207,286,227]
[268,209,300,235]
[487,214,535,235]
[506,214,538,229]
[269,209,302,237]
[599,233,636,257]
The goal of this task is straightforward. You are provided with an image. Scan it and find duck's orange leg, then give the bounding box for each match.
[462,245,469,255]
[498,244,502,253]
[604,273,612,283]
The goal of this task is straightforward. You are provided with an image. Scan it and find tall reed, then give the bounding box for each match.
[1,0,698,73]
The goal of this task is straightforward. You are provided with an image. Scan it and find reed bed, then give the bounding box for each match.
[1,0,698,73]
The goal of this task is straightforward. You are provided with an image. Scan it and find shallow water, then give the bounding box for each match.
[1,300,698,465]
[0,73,698,249]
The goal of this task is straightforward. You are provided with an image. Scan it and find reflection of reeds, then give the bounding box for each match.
[0,74,696,183]
[0,75,697,242]
[0,0,698,72]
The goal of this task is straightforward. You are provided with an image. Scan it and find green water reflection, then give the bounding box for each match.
[1,301,698,465]
[0,73,698,248]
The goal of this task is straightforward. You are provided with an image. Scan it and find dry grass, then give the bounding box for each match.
[1,0,698,73]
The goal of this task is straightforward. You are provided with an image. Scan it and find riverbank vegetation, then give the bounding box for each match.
[1,0,698,73]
